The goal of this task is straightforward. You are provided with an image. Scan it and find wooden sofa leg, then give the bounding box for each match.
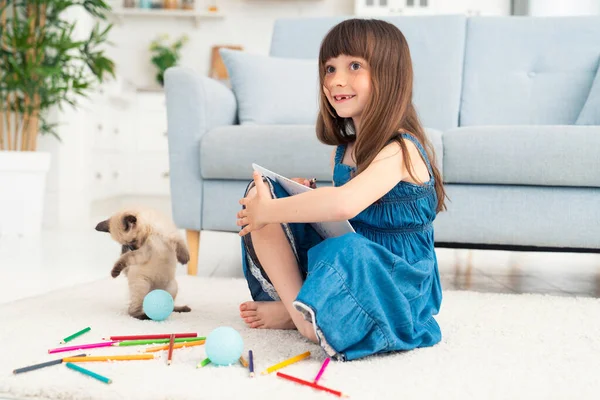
[186,230,200,276]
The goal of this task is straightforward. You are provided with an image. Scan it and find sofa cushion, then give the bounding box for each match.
[443,126,600,187]
[270,15,466,132]
[219,49,318,125]
[461,17,600,126]
[576,59,600,125]
[200,125,444,181]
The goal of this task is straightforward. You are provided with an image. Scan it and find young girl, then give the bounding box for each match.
[236,18,447,361]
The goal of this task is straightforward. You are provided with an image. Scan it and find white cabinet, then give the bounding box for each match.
[89,89,172,200]
[89,94,132,201]
[130,91,171,196]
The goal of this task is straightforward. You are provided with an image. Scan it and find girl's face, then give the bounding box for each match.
[323,55,371,128]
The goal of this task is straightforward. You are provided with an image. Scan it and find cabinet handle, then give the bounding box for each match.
[163,131,168,137]
[162,171,170,178]
[95,172,102,180]
[114,128,119,135]
[113,171,119,179]
[97,124,103,131]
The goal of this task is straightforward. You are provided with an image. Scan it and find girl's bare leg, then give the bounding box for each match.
[239,187,317,342]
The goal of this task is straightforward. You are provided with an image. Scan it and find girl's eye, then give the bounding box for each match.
[350,62,361,71]
[325,65,335,74]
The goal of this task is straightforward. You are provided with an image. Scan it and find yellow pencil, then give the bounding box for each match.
[260,351,311,375]
[144,340,205,353]
[62,354,154,362]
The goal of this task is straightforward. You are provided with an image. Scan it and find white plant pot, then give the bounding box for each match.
[0,151,51,236]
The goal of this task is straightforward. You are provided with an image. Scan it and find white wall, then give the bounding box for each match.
[105,0,354,89]
[529,0,600,16]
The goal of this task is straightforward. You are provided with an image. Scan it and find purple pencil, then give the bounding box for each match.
[314,357,330,383]
[48,341,117,354]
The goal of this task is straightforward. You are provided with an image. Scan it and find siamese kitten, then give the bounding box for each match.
[95,207,191,319]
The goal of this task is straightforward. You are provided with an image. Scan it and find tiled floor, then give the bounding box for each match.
[1,195,599,305]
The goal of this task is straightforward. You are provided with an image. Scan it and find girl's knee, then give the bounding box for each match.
[243,177,281,200]
[245,186,257,198]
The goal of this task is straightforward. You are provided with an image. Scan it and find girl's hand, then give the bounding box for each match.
[237,172,272,236]
[291,177,317,189]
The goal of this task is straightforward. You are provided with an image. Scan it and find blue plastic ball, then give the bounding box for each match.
[205,327,244,366]
[142,290,174,321]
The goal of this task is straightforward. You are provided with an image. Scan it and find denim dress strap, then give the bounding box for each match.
[334,144,346,165]
[399,132,433,175]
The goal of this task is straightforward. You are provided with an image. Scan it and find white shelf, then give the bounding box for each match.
[110,8,225,26]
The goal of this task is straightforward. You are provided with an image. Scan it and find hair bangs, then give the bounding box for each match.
[318,20,374,72]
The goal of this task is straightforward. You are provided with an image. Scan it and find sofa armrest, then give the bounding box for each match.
[164,67,237,231]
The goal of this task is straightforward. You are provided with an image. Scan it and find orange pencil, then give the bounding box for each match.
[144,340,205,353]
[167,334,175,365]
[239,356,249,368]
[62,354,154,362]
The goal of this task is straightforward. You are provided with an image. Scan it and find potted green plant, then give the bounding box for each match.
[0,0,115,235]
[149,34,188,87]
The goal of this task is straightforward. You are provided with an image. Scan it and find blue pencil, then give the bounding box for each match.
[13,353,86,374]
[65,362,112,384]
[249,350,254,378]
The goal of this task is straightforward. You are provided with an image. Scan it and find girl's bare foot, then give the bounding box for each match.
[239,301,296,330]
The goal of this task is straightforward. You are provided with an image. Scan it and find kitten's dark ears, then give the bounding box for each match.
[95,219,110,233]
[123,215,137,231]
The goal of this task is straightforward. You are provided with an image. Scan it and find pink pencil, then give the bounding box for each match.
[314,357,330,383]
[48,341,117,354]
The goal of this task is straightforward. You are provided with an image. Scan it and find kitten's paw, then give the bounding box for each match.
[111,262,125,278]
[174,305,191,313]
[132,313,150,320]
[177,248,190,265]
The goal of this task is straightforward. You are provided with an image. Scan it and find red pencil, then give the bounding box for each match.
[167,334,175,366]
[103,333,197,341]
[276,372,348,397]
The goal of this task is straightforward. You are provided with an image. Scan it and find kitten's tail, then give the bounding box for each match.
[174,305,191,313]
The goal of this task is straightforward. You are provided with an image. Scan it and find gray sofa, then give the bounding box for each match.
[164,15,600,275]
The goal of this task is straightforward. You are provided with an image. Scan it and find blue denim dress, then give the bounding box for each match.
[241,133,442,361]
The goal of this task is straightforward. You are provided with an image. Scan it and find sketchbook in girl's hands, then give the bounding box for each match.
[252,163,355,239]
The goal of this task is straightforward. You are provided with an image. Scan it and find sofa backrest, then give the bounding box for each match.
[460,17,600,126]
[270,16,466,132]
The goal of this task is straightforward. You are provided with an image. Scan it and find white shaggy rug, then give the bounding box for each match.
[1,276,600,400]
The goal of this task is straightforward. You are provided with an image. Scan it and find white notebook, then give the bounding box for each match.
[252,163,355,239]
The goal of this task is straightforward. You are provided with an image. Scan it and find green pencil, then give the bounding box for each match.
[65,362,112,384]
[114,337,206,346]
[60,327,91,344]
[196,358,211,368]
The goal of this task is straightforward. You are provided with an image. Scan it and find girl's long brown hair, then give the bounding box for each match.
[316,19,447,212]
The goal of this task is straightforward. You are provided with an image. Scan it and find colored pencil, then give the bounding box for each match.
[144,340,205,353]
[114,337,206,346]
[60,327,91,344]
[314,357,331,383]
[260,351,311,375]
[196,357,211,368]
[48,341,116,354]
[65,362,112,384]
[239,355,248,368]
[62,354,154,362]
[277,372,348,397]
[104,333,198,341]
[13,354,86,374]
[167,334,175,365]
[249,350,254,378]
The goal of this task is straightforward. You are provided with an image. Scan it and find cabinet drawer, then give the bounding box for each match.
[91,153,126,200]
[132,153,170,196]
[135,112,168,152]
[137,92,166,111]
